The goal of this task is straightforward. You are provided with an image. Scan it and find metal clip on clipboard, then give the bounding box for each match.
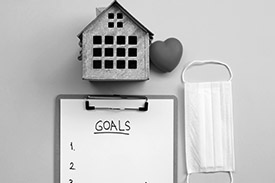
[85,95,149,111]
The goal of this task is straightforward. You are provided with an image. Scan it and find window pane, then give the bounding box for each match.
[128,48,137,57]
[93,36,102,44]
[117,13,123,19]
[117,22,123,28]
[105,36,113,44]
[105,60,113,69]
[108,13,114,19]
[117,36,125,45]
[108,22,114,28]
[93,60,102,69]
[105,48,113,57]
[128,60,137,69]
[117,48,125,57]
[93,48,102,57]
[117,60,125,69]
[128,36,137,45]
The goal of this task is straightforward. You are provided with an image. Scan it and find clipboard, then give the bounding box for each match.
[55,95,177,183]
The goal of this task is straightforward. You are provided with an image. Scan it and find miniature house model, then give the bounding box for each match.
[78,0,154,81]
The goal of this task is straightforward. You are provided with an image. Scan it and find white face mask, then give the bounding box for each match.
[182,60,235,183]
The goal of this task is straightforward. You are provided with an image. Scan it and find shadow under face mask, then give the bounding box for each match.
[182,60,235,183]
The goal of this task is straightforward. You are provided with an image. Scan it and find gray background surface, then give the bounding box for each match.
[1,0,274,182]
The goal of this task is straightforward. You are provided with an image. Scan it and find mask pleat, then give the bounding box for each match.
[199,83,215,169]
[185,83,202,172]
[223,82,235,170]
[211,82,224,168]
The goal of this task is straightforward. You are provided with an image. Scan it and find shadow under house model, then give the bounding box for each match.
[77,0,154,81]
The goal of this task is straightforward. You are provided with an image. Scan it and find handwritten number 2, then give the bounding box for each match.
[69,179,73,183]
[70,162,76,170]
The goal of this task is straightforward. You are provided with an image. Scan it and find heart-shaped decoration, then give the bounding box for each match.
[150,38,183,72]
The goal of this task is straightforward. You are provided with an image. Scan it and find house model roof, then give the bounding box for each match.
[77,0,154,40]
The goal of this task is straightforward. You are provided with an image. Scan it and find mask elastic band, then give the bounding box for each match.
[181,60,233,83]
[186,173,190,183]
[229,171,234,183]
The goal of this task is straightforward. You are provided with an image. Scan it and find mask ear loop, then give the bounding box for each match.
[181,60,233,83]
[186,174,190,183]
[229,171,234,183]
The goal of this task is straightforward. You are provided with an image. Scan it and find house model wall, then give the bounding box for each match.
[78,1,154,81]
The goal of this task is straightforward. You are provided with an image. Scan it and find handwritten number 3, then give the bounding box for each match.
[70,162,76,170]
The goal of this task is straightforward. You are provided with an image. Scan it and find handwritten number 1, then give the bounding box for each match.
[70,142,75,151]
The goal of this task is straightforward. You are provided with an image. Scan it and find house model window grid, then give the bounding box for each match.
[78,0,154,81]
